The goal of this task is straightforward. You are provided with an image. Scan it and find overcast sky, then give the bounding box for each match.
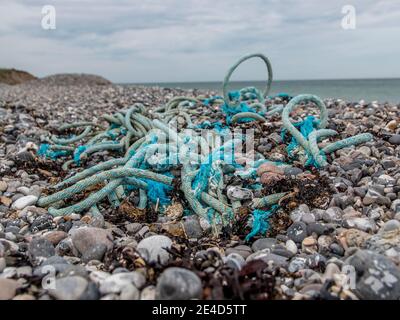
[1,0,399,82]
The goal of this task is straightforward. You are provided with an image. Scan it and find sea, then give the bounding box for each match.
[133,78,400,104]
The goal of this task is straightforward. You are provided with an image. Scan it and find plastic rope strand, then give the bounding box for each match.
[322,133,373,154]
[282,94,328,152]
[308,129,338,167]
[231,112,267,124]
[223,53,273,108]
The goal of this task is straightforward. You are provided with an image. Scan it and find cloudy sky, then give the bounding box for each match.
[1,0,399,82]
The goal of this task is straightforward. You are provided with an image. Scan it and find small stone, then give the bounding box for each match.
[49,276,88,300]
[301,212,316,224]
[13,294,35,300]
[345,250,400,299]
[0,181,7,192]
[246,251,289,268]
[251,238,277,252]
[323,207,343,224]
[0,196,12,207]
[43,231,68,245]
[140,285,156,300]
[11,195,38,210]
[391,199,400,214]
[330,243,345,256]
[120,284,140,300]
[182,215,203,239]
[70,227,113,259]
[225,245,252,259]
[89,271,110,285]
[0,279,20,300]
[28,237,56,264]
[288,257,307,273]
[340,228,371,248]
[385,120,398,131]
[285,240,298,255]
[287,221,308,243]
[99,272,145,294]
[343,217,376,233]
[224,253,245,270]
[137,235,172,265]
[389,134,400,145]
[226,186,253,201]
[302,236,316,247]
[0,257,6,272]
[156,267,202,300]
[125,223,142,235]
[16,266,32,278]
[376,174,396,186]
[81,244,108,263]
[260,172,284,185]
[284,167,303,177]
[30,215,53,232]
[381,219,400,233]
[323,263,340,281]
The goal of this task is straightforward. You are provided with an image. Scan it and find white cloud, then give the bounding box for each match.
[0,0,399,82]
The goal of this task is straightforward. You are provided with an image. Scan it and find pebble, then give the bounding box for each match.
[16,266,32,278]
[156,267,202,300]
[345,250,400,299]
[225,245,252,259]
[11,195,38,210]
[182,215,203,239]
[43,230,68,245]
[302,236,317,247]
[391,199,400,214]
[224,253,245,270]
[0,257,6,272]
[0,278,20,300]
[70,227,113,260]
[288,256,307,273]
[246,251,289,268]
[137,235,172,265]
[251,238,277,252]
[49,276,89,300]
[287,221,308,243]
[140,285,156,300]
[285,240,298,255]
[389,134,400,145]
[81,244,108,263]
[99,272,145,294]
[0,181,7,192]
[28,237,56,264]
[343,217,376,233]
[120,284,140,300]
[322,263,341,281]
[226,186,253,201]
[323,207,343,224]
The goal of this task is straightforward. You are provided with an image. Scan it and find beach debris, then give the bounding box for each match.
[35,53,373,241]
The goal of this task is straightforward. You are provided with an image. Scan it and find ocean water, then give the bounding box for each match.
[135,78,400,104]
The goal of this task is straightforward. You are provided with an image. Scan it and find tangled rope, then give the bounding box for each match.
[36,53,373,240]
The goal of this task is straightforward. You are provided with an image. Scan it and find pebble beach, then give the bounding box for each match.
[1,75,400,301]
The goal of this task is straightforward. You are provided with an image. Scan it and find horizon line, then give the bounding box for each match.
[123,76,400,85]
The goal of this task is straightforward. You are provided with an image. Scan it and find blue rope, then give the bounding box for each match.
[38,144,70,160]
[281,115,326,168]
[73,145,87,165]
[221,101,257,124]
[246,205,278,241]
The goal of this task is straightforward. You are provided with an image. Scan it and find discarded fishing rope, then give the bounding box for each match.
[36,53,374,241]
